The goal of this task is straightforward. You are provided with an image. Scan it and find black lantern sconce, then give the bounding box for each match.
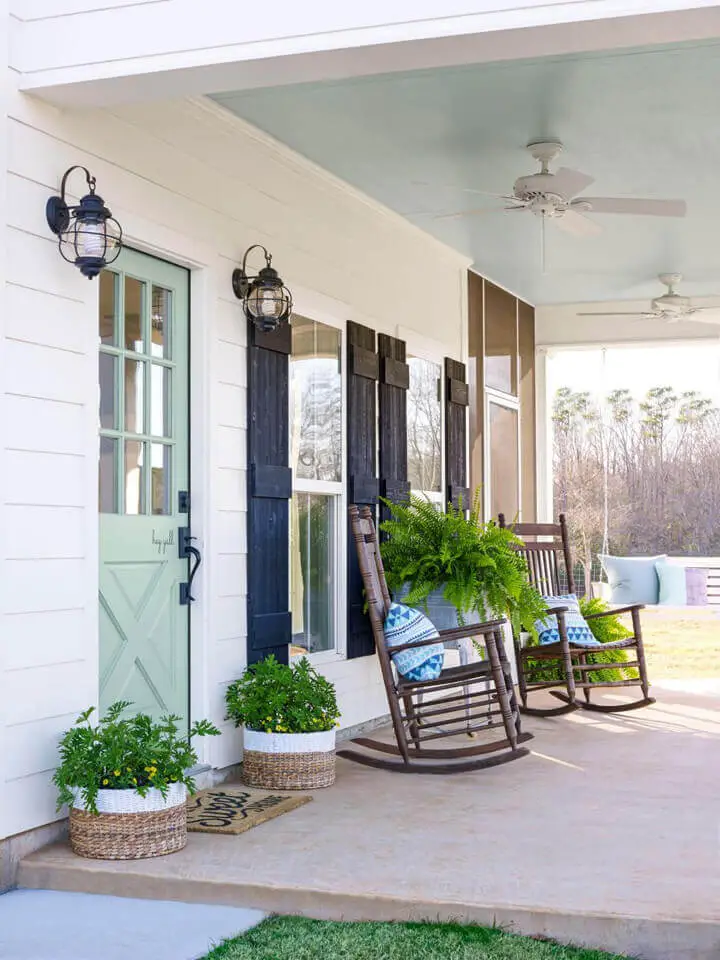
[46,166,122,279]
[232,244,293,333]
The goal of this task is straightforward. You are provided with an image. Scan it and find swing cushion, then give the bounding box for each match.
[599,554,665,605]
[383,603,445,681]
[535,594,600,647]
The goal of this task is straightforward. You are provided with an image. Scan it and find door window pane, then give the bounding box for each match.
[407,357,442,494]
[124,440,145,515]
[151,443,171,515]
[99,353,117,430]
[124,277,145,352]
[290,494,335,655]
[150,364,170,437]
[151,286,171,358]
[99,437,118,513]
[99,272,117,345]
[489,402,519,521]
[290,317,342,482]
[124,359,145,434]
[484,281,518,395]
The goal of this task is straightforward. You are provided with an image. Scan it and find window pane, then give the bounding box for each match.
[99,437,118,513]
[99,271,117,345]
[124,440,145,515]
[124,276,145,352]
[290,316,342,482]
[151,286,171,359]
[407,357,442,494]
[124,358,145,434]
[99,353,117,430]
[290,494,335,655]
[484,281,518,395]
[489,402,519,521]
[151,443,171,515]
[150,364,170,437]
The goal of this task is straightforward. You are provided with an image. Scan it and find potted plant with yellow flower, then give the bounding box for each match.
[226,655,340,790]
[54,701,219,860]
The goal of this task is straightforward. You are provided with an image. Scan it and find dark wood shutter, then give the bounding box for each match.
[347,321,379,659]
[445,357,470,511]
[378,333,410,529]
[247,320,292,665]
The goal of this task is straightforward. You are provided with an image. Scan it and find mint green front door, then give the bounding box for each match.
[98,249,190,729]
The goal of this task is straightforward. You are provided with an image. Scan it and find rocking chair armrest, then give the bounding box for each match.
[543,605,569,616]
[584,604,645,619]
[437,619,507,643]
[388,635,454,654]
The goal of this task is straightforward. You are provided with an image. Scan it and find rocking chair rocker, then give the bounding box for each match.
[498,513,655,716]
[337,506,532,773]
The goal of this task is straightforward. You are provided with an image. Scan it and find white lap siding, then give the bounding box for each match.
[1,87,468,840]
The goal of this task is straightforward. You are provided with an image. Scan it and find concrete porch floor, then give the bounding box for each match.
[18,685,720,960]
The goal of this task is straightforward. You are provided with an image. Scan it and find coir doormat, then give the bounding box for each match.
[187,785,312,835]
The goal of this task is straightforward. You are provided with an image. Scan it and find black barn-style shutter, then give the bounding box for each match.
[378,333,410,529]
[445,357,470,510]
[347,321,379,659]
[247,320,292,665]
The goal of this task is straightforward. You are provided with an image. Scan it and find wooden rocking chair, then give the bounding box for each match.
[337,505,532,773]
[498,513,655,716]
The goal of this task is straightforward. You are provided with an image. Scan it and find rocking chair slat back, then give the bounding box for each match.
[498,513,575,596]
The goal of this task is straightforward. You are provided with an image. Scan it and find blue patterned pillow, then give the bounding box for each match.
[383,603,445,681]
[535,594,600,647]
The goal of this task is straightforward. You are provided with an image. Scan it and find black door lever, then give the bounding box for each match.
[178,527,202,604]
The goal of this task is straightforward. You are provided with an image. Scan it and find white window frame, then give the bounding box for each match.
[400,327,446,507]
[289,314,347,665]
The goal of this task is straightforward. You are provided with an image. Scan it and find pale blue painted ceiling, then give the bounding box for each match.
[212,40,720,307]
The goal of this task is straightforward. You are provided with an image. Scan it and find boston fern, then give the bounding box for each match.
[225,656,340,735]
[379,492,547,633]
[53,701,220,815]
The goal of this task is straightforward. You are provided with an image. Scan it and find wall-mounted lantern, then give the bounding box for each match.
[46,166,122,279]
[232,244,293,333]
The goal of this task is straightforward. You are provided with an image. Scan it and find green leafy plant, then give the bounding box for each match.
[524,596,637,684]
[225,656,340,734]
[379,492,547,633]
[53,701,220,815]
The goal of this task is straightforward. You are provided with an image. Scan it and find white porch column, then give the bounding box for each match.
[534,347,554,523]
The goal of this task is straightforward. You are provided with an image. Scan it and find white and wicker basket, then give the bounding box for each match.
[242,728,336,790]
[69,782,187,860]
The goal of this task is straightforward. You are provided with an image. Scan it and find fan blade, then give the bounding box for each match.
[581,197,686,217]
[552,167,595,198]
[577,312,656,318]
[410,180,507,198]
[555,209,602,237]
[432,207,502,221]
[682,312,720,325]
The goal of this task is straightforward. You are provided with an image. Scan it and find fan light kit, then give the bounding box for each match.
[578,274,720,324]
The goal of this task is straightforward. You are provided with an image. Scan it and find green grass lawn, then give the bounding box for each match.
[627,608,720,679]
[203,917,632,960]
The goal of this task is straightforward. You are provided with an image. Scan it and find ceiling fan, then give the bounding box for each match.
[577,274,720,324]
[423,140,686,238]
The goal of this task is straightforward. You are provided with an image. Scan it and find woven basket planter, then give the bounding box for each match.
[69,782,187,860]
[243,729,336,790]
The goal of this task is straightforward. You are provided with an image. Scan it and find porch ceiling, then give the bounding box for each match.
[213,39,720,310]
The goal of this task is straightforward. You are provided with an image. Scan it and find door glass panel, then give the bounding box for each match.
[99,272,117,345]
[124,277,145,352]
[485,281,518,395]
[290,316,342,482]
[151,444,171,515]
[99,437,118,513]
[151,286,171,359]
[150,364,170,437]
[407,357,442,494]
[489,402,519,521]
[290,493,335,655]
[99,353,117,430]
[124,359,145,434]
[124,440,145,515]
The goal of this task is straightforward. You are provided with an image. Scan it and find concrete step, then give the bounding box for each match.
[18,841,720,960]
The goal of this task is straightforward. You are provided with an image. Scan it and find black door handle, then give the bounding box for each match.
[178,527,202,604]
